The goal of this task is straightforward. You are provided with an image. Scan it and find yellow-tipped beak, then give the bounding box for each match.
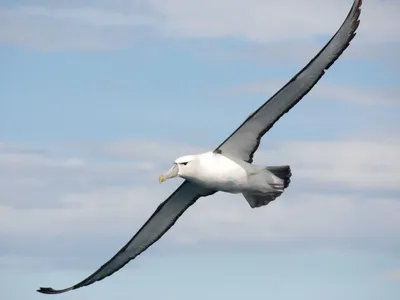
[158,175,165,184]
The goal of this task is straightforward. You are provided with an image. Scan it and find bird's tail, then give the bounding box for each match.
[243,165,292,209]
[266,165,292,189]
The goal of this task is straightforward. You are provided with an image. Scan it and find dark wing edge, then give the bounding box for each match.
[37,181,215,295]
[214,0,362,163]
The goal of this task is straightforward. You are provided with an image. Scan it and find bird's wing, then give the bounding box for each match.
[214,0,362,163]
[37,181,215,294]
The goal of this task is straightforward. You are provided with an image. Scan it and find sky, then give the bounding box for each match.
[0,0,399,299]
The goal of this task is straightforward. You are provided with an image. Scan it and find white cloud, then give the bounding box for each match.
[305,83,400,106]
[180,37,400,70]
[99,139,209,161]
[100,137,400,191]
[1,0,399,56]
[220,80,400,106]
[0,16,129,51]
[0,145,156,209]
[144,0,366,42]
[259,140,400,190]
[7,6,155,27]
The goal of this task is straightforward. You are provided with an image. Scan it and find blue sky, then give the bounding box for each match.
[1,0,399,299]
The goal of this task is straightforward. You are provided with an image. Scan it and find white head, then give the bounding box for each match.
[159,155,197,183]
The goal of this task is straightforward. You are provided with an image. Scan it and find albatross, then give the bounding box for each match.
[38,0,362,294]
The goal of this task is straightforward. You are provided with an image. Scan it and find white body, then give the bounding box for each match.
[177,152,249,193]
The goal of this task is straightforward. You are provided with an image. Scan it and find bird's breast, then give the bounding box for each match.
[187,153,247,193]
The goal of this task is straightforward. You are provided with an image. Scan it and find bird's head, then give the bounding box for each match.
[159,155,196,183]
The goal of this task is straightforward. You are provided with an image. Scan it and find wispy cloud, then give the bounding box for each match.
[5,6,156,27]
[220,80,400,106]
[192,39,400,68]
[1,0,399,54]
[100,137,400,191]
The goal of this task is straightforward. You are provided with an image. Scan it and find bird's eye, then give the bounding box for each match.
[181,162,188,166]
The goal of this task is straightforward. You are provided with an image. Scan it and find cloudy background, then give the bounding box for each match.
[1,0,399,299]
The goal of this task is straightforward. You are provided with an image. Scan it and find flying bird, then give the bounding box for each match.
[38,0,362,294]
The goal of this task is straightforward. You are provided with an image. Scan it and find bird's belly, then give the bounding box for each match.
[187,153,248,193]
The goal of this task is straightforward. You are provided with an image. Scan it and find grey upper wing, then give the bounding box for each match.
[37,181,215,294]
[214,0,362,163]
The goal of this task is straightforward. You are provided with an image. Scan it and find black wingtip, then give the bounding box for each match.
[37,286,73,294]
[37,287,57,294]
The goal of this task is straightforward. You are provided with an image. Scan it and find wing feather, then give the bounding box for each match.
[37,181,215,294]
[215,0,362,163]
